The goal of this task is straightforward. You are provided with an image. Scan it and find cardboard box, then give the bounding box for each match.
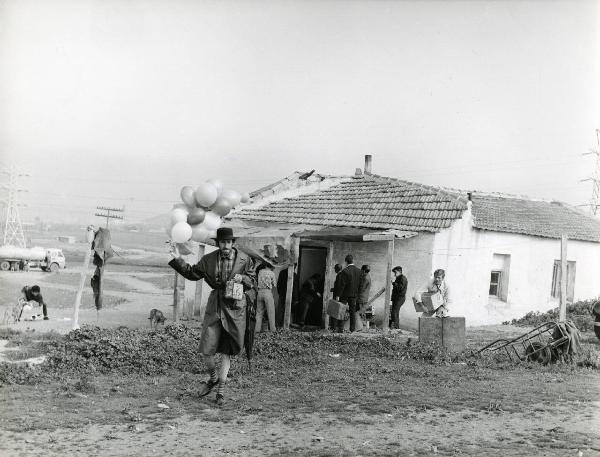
[327,299,348,321]
[421,292,444,313]
[418,316,466,352]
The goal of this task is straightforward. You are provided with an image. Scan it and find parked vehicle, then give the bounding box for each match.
[0,245,66,272]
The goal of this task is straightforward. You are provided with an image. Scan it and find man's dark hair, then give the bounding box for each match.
[334,264,343,273]
[392,266,402,274]
[345,254,353,264]
[31,285,40,293]
[433,269,445,278]
[361,265,370,273]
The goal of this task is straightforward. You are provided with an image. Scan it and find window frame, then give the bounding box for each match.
[489,270,502,298]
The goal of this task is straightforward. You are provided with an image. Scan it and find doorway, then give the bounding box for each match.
[296,245,327,326]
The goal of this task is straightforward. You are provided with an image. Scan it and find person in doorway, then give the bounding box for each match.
[297,273,322,330]
[333,254,361,333]
[20,285,49,320]
[255,261,277,332]
[169,227,256,406]
[413,269,450,317]
[390,266,408,329]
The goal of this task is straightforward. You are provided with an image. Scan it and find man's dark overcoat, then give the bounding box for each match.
[169,248,255,355]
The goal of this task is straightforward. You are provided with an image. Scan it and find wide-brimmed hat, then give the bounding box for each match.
[212,227,236,242]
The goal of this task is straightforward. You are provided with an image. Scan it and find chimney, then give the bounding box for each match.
[355,168,363,176]
[364,155,372,175]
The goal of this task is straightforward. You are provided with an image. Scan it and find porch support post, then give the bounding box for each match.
[321,241,334,330]
[382,238,395,334]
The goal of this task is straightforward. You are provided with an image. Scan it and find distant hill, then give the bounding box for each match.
[141,212,170,229]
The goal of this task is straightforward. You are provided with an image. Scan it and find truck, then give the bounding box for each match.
[0,245,66,272]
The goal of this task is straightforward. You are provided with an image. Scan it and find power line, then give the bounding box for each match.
[0,165,29,247]
[95,206,124,228]
[580,129,600,215]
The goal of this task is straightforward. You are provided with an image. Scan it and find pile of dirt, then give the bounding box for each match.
[0,325,474,385]
[503,298,599,332]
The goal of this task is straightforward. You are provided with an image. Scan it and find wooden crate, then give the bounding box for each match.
[418,317,465,352]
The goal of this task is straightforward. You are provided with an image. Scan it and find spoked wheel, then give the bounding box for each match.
[525,342,552,365]
[0,261,10,271]
[49,263,59,272]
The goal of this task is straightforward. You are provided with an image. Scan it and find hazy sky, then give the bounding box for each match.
[0,0,598,224]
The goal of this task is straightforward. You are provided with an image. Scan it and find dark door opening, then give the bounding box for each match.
[296,245,327,326]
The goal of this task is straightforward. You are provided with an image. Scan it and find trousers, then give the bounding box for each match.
[255,289,276,332]
[391,298,405,329]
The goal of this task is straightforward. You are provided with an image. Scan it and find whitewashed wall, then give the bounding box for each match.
[432,207,600,325]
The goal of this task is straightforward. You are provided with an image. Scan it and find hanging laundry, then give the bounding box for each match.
[90,228,114,311]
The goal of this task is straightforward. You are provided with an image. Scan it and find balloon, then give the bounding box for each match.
[211,196,232,217]
[220,189,241,207]
[187,207,206,225]
[206,178,224,195]
[202,211,222,231]
[208,230,217,240]
[180,186,196,207]
[195,182,218,207]
[191,224,210,243]
[171,208,188,225]
[240,192,250,203]
[171,222,192,243]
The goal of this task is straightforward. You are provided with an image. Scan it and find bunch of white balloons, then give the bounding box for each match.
[167,178,250,243]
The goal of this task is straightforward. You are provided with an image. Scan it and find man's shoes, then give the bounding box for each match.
[198,379,218,397]
[215,394,225,406]
[43,317,49,320]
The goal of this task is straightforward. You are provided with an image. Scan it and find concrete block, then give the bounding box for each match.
[418,316,465,352]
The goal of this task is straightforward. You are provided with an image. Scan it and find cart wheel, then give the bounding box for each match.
[594,316,600,341]
[0,261,10,271]
[525,342,552,365]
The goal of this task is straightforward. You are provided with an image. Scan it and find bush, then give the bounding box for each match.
[503,298,599,332]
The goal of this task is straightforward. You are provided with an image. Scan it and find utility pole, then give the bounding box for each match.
[581,129,600,215]
[0,165,29,247]
[95,206,124,228]
[559,235,568,322]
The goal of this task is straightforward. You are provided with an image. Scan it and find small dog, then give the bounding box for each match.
[148,308,167,329]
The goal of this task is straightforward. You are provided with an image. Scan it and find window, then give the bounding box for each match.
[489,254,511,302]
[489,271,501,297]
[551,260,576,302]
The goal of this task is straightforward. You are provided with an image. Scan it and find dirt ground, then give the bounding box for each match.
[1,234,599,456]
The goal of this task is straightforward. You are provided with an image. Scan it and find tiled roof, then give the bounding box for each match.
[235,172,600,243]
[249,171,330,198]
[236,175,467,232]
[468,193,600,243]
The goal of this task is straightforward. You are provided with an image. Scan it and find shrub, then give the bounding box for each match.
[503,298,599,332]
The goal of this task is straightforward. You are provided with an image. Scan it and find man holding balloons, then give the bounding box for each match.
[169,226,256,406]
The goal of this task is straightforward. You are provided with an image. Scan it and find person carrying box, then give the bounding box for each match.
[413,269,450,317]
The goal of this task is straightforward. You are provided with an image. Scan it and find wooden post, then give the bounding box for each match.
[559,234,568,322]
[283,264,294,330]
[173,271,180,323]
[321,241,334,330]
[382,238,395,333]
[72,226,95,330]
[194,243,206,320]
[283,237,300,330]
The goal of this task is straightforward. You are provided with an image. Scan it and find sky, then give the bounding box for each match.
[0,0,598,225]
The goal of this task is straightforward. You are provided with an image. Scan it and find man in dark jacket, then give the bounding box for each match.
[169,227,256,406]
[333,254,362,332]
[390,266,408,329]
